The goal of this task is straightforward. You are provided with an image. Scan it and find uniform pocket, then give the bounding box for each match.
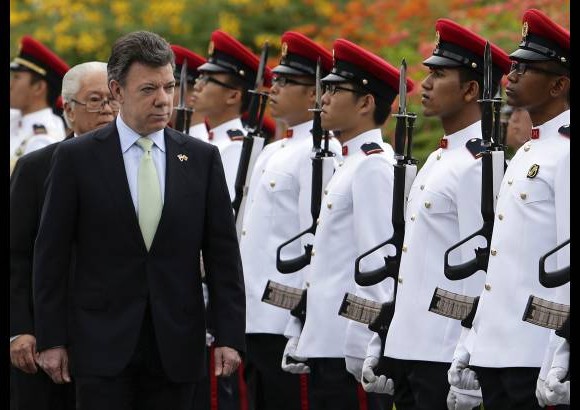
[511,179,551,204]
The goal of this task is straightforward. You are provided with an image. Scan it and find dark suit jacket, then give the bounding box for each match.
[33,122,245,382]
[10,136,72,338]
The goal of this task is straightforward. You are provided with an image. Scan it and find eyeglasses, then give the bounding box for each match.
[195,74,239,90]
[509,61,565,77]
[272,76,315,87]
[323,83,367,96]
[71,97,120,112]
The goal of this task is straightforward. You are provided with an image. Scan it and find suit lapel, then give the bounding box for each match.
[93,123,145,249]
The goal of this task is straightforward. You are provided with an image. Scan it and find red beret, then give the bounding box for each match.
[510,9,569,68]
[198,30,273,87]
[273,31,333,77]
[424,19,511,81]
[171,44,206,84]
[10,35,69,91]
[323,38,414,105]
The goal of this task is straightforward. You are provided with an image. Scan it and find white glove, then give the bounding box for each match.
[206,332,215,347]
[545,367,570,405]
[535,377,549,407]
[281,337,310,374]
[361,356,394,395]
[448,358,480,390]
[345,355,364,383]
[446,388,482,410]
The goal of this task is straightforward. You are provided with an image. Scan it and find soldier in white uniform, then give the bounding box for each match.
[10,35,69,173]
[169,44,209,141]
[192,30,272,201]
[456,8,570,409]
[288,38,408,410]
[361,19,511,410]
[239,30,337,410]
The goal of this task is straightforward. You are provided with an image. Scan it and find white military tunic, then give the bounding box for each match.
[384,121,486,363]
[240,121,341,334]
[295,129,395,358]
[469,110,570,368]
[207,117,245,200]
[10,107,66,158]
[189,122,210,142]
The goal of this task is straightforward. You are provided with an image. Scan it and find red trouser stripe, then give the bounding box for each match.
[237,360,248,410]
[209,346,218,410]
[356,383,369,410]
[300,374,309,410]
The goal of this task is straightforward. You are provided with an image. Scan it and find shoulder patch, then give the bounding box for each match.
[465,138,484,159]
[558,124,570,138]
[227,129,244,141]
[33,124,47,135]
[361,142,384,155]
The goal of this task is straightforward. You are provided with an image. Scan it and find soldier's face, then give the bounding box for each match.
[320,82,362,133]
[268,74,315,127]
[10,70,39,113]
[110,62,175,136]
[420,67,467,119]
[67,70,116,135]
[191,72,241,117]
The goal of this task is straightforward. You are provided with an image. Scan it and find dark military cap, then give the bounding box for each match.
[323,38,414,105]
[273,31,333,77]
[198,30,272,87]
[510,8,570,69]
[10,35,69,92]
[423,19,512,83]
[170,45,206,84]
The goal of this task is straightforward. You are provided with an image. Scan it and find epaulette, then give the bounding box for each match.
[558,124,570,138]
[361,142,383,155]
[227,129,244,141]
[33,124,47,135]
[466,138,484,159]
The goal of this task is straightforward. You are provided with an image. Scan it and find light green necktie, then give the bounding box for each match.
[136,137,162,250]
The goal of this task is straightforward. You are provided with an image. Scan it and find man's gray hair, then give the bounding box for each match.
[107,31,175,87]
[61,61,108,128]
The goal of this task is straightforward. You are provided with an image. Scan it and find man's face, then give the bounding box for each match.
[420,67,466,119]
[66,70,116,135]
[505,60,562,111]
[10,70,38,112]
[111,62,175,136]
[191,72,240,117]
[268,74,315,126]
[320,82,362,132]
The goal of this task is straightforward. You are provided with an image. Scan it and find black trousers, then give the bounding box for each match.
[75,305,196,410]
[245,333,304,410]
[472,366,569,410]
[308,357,359,410]
[10,365,75,410]
[385,357,456,410]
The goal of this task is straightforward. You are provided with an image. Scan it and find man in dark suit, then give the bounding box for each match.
[10,60,115,410]
[33,31,246,410]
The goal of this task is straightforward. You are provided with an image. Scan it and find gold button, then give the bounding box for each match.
[508,179,513,185]
[316,218,320,225]
[270,180,276,188]
[398,277,403,284]
[436,154,441,160]
[491,249,497,256]
[420,185,425,190]
[520,193,527,200]
[327,203,332,209]
[424,201,431,209]
[402,245,408,252]
[410,215,416,221]
[306,281,310,288]
[498,214,504,220]
[339,161,344,167]
[242,229,246,236]
[485,284,491,291]
[524,145,530,152]
[324,189,329,195]
[311,249,315,256]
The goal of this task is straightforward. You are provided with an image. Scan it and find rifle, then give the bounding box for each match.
[174,58,193,134]
[276,59,335,273]
[345,59,417,380]
[539,239,570,288]
[232,42,270,236]
[443,42,505,281]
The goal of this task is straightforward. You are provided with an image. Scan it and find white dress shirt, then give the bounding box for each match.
[468,110,570,368]
[295,129,395,358]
